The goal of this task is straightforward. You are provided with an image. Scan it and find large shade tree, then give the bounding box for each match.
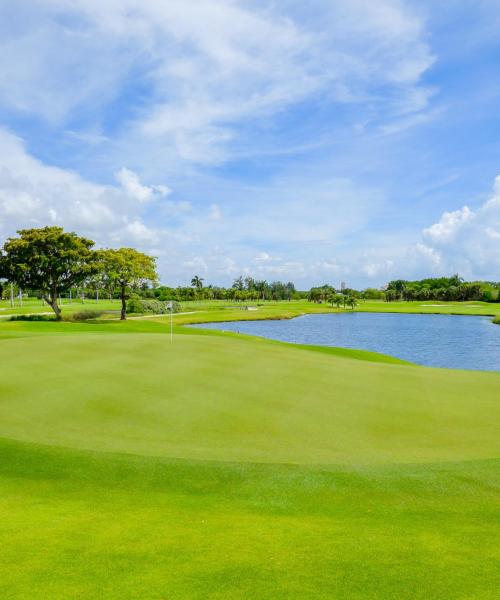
[98,248,157,320]
[0,226,96,319]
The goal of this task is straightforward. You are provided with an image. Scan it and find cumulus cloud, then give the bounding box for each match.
[356,176,500,283]
[0,129,163,251]
[423,206,473,244]
[411,176,500,278]
[115,167,171,203]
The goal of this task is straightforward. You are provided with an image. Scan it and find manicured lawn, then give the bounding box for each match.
[0,319,499,598]
[3,297,500,323]
[0,296,120,317]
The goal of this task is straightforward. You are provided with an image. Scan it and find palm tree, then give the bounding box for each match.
[191,275,204,289]
[346,296,357,310]
[329,293,343,309]
[392,280,406,301]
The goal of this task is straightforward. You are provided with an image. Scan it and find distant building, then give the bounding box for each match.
[340,281,346,292]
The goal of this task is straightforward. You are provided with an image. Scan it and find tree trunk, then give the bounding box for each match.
[44,294,62,320]
[120,286,126,320]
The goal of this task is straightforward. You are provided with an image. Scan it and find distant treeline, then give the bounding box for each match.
[147,277,303,302]
[384,276,500,302]
[307,275,500,304]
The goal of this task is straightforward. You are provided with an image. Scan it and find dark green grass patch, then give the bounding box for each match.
[1,438,499,600]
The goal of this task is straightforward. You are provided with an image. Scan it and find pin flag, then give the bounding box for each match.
[167,301,173,342]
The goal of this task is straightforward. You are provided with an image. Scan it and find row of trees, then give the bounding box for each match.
[385,276,499,302]
[0,227,157,320]
[307,276,500,305]
[150,276,300,303]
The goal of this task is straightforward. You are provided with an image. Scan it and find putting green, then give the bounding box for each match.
[0,321,499,599]
[1,330,499,464]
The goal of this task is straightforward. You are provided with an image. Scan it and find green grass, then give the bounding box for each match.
[0,296,120,317]
[3,296,500,323]
[0,318,499,598]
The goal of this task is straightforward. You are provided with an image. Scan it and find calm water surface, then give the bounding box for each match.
[193,312,500,371]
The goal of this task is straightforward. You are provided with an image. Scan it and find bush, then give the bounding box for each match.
[168,301,182,313]
[9,314,55,322]
[126,295,143,314]
[141,299,169,314]
[126,297,182,315]
[65,310,105,321]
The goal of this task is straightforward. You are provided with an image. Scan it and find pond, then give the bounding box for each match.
[192,312,500,371]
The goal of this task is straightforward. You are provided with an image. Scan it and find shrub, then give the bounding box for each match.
[168,301,182,313]
[141,299,168,314]
[65,310,105,321]
[126,295,143,314]
[9,314,55,322]
[126,298,182,315]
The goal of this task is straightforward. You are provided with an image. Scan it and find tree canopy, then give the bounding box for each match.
[385,275,489,302]
[0,226,96,319]
[98,248,158,319]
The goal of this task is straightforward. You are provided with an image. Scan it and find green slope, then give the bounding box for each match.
[0,321,499,598]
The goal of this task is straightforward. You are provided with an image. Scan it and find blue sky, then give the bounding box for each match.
[1,0,500,288]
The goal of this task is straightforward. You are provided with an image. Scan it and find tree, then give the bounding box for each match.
[254,280,269,300]
[98,248,157,320]
[330,294,343,308]
[308,284,334,303]
[191,275,204,289]
[232,276,244,291]
[0,226,96,319]
[390,280,407,300]
[346,295,357,310]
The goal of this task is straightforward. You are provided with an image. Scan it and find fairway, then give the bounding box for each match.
[1,320,499,598]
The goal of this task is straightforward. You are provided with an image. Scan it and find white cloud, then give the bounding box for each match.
[254,252,273,262]
[0,129,165,252]
[7,125,500,288]
[383,175,500,281]
[421,177,500,277]
[115,167,171,203]
[423,205,473,244]
[0,0,434,164]
[362,260,395,278]
[123,220,158,244]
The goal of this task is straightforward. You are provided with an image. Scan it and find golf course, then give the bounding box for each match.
[3,1,500,596]
[1,301,499,599]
